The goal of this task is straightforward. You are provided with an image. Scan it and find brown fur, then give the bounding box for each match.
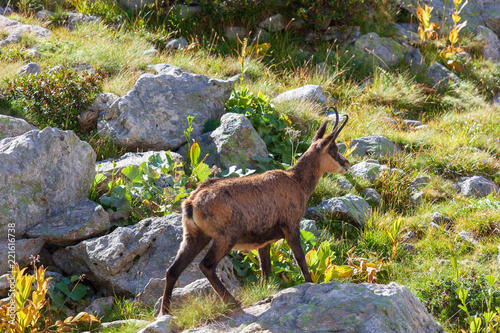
[161,111,349,315]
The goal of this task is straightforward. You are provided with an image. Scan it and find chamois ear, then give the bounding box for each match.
[313,120,329,142]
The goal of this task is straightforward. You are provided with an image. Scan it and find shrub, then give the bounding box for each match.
[6,68,105,131]
[225,87,293,164]
[417,270,500,328]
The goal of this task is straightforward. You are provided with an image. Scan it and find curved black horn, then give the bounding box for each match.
[328,106,339,132]
[334,114,349,140]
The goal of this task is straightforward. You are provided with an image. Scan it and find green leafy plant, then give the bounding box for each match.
[384,217,402,260]
[0,261,98,332]
[48,275,89,313]
[416,4,440,42]
[6,68,105,131]
[226,88,294,164]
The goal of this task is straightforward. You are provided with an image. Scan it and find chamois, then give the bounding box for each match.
[161,108,349,315]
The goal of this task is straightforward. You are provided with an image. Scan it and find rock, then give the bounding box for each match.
[299,219,321,238]
[137,277,216,308]
[258,14,285,32]
[405,47,426,73]
[0,15,51,47]
[142,48,159,57]
[401,230,418,243]
[187,281,443,333]
[272,85,327,104]
[84,296,115,317]
[78,93,119,133]
[224,26,246,40]
[354,32,407,67]
[456,176,500,198]
[52,214,236,297]
[36,10,54,20]
[66,12,100,30]
[362,188,382,206]
[210,113,268,169]
[404,119,423,128]
[177,113,268,169]
[0,127,96,237]
[458,231,481,246]
[338,136,398,158]
[252,28,269,43]
[101,319,150,330]
[431,212,453,227]
[427,62,460,88]
[137,315,178,333]
[336,178,354,191]
[0,238,45,274]
[474,26,500,61]
[415,124,428,130]
[0,274,10,298]
[411,191,425,205]
[0,7,13,16]
[394,23,421,45]
[0,115,37,140]
[98,64,237,151]
[411,175,431,191]
[165,38,188,51]
[403,243,416,252]
[428,222,440,229]
[97,150,181,186]
[26,198,110,246]
[308,194,371,229]
[349,161,382,182]
[19,62,40,75]
[320,26,361,44]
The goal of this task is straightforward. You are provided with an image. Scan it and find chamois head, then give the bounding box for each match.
[312,107,350,174]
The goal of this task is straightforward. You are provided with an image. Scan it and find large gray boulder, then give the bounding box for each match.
[26,198,110,246]
[349,161,383,182]
[0,14,51,46]
[52,214,235,297]
[187,281,443,333]
[427,62,460,88]
[178,113,268,169]
[307,194,371,228]
[0,128,96,237]
[474,25,500,61]
[272,85,327,104]
[338,136,398,158]
[78,92,119,133]
[456,176,500,198]
[353,32,407,67]
[98,64,237,151]
[0,238,45,274]
[0,115,37,140]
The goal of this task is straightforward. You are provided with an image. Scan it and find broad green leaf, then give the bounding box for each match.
[69,283,88,301]
[194,162,211,182]
[328,265,353,279]
[486,275,497,286]
[457,288,468,303]
[122,165,142,182]
[190,141,201,166]
[470,317,481,333]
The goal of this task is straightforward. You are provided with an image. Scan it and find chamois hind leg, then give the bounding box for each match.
[258,244,271,284]
[282,227,313,283]
[199,237,239,306]
[161,232,211,315]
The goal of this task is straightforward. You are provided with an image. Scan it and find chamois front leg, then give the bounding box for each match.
[282,227,313,283]
[161,232,211,315]
[258,244,271,284]
[199,237,240,307]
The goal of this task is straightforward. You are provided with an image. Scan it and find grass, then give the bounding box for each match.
[1,1,500,332]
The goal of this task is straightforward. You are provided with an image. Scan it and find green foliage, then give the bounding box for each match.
[290,0,371,29]
[6,68,104,131]
[226,87,294,163]
[99,148,211,225]
[417,269,500,328]
[49,275,89,311]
